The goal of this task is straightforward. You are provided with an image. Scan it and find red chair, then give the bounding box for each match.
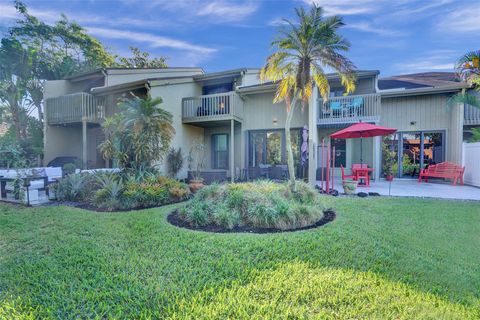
[341,164,356,181]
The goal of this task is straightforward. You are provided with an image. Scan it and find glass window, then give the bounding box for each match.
[332,139,346,167]
[266,131,282,165]
[248,129,302,168]
[212,134,228,169]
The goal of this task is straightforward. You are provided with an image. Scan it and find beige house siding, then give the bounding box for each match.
[380,94,462,163]
[329,77,376,95]
[149,82,203,179]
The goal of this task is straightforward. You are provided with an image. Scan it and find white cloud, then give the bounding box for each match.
[346,21,405,37]
[268,17,289,27]
[198,1,258,22]
[303,0,379,15]
[124,0,258,24]
[86,27,216,55]
[392,50,460,73]
[436,5,480,33]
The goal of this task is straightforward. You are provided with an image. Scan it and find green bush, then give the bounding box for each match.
[55,172,190,210]
[180,181,326,230]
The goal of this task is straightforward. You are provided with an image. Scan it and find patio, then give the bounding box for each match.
[318,178,480,201]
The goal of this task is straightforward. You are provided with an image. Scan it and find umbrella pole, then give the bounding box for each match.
[332,146,335,192]
[360,137,363,166]
[321,138,324,191]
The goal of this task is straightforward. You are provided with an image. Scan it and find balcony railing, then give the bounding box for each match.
[46,92,105,125]
[464,104,480,125]
[318,93,381,126]
[182,91,243,123]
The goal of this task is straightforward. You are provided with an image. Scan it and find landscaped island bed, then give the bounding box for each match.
[1,198,479,319]
[174,181,332,232]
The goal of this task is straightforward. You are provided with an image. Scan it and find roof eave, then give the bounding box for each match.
[380,84,469,97]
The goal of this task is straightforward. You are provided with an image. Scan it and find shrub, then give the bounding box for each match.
[55,173,93,201]
[180,181,325,230]
[54,171,190,210]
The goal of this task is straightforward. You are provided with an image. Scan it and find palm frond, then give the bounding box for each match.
[448,93,480,109]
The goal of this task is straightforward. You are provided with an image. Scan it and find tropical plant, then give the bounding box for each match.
[468,127,480,143]
[382,137,396,177]
[166,147,184,179]
[187,141,206,181]
[448,50,480,109]
[100,94,175,171]
[179,181,326,230]
[260,4,356,190]
[55,173,88,201]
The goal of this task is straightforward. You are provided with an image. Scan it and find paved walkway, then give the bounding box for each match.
[316,178,480,201]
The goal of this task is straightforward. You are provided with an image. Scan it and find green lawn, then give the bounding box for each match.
[0,197,479,319]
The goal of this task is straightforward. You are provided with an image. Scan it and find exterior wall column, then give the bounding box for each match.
[82,119,87,169]
[308,87,319,185]
[449,100,464,164]
[230,119,235,182]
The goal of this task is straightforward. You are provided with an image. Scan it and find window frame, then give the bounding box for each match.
[211,133,229,170]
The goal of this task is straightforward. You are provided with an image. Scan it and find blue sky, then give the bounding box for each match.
[0,0,477,77]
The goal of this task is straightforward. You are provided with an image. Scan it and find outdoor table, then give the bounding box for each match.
[352,167,373,186]
[0,176,48,199]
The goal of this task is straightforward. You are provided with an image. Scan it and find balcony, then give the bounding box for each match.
[182,91,243,126]
[318,93,381,127]
[464,104,480,125]
[46,92,105,125]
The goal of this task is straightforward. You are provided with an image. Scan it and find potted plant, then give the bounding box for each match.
[382,138,396,181]
[342,179,358,195]
[187,141,206,192]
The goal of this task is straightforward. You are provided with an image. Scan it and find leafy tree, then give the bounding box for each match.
[117,46,168,68]
[448,50,480,109]
[261,4,356,189]
[100,95,175,171]
[0,1,116,164]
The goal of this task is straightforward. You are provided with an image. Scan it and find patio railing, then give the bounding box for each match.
[182,91,244,123]
[318,93,381,126]
[46,92,106,125]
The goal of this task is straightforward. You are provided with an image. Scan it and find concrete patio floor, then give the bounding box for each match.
[317,178,480,201]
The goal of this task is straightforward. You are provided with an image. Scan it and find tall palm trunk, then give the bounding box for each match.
[285,95,298,191]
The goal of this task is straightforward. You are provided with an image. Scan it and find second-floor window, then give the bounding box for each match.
[203,83,233,95]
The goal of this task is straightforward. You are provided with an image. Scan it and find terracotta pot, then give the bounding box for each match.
[386,175,394,182]
[188,179,205,193]
[342,180,358,195]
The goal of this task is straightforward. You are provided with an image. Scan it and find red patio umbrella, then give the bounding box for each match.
[330,122,397,165]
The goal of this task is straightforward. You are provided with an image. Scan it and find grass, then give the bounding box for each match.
[0,197,479,319]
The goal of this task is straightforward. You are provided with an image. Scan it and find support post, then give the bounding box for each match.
[308,87,319,185]
[82,119,87,169]
[230,119,235,183]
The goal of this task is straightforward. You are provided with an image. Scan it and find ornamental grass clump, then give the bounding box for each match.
[180,181,326,230]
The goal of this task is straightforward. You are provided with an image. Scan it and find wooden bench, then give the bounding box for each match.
[418,161,465,186]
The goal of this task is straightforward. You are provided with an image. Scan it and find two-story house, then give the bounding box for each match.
[43,67,480,185]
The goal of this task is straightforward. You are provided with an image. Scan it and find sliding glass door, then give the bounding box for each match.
[382,131,444,178]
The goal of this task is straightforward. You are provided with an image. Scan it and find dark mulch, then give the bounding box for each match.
[167,209,336,234]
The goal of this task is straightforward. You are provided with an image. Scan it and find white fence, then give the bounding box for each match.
[462,142,480,187]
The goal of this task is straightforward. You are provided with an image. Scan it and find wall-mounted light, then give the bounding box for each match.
[410,121,416,126]
[273,118,278,125]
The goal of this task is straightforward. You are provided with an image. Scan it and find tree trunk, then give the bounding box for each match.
[285,96,298,191]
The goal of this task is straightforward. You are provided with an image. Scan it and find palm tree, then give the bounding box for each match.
[449,50,480,108]
[261,4,356,190]
[100,94,175,171]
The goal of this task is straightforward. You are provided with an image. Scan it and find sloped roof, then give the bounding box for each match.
[378,72,460,90]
